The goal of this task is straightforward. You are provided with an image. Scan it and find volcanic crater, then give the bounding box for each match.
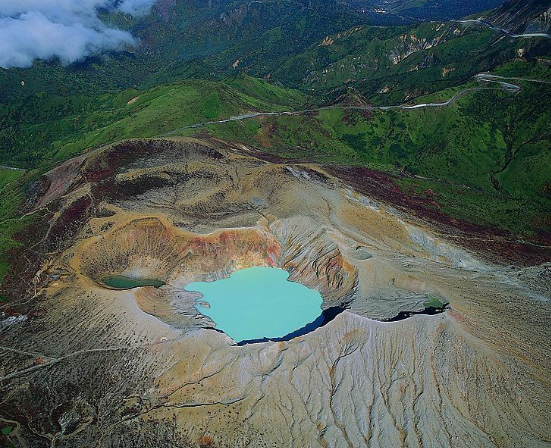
[2,138,549,448]
[76,208,357,337]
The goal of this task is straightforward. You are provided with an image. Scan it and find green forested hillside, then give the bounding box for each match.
[274,21,551,103]
[187,62,551,239]
[0,0,366,103]
[0,75,306,168]
[0,0,550,284]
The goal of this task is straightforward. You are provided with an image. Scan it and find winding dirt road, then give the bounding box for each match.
[160,73,545,137]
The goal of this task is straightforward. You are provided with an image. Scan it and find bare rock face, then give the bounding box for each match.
[0,138,549,448]
[80,218,281,287]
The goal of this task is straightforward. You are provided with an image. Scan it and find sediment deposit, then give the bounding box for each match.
[1,138,549,447]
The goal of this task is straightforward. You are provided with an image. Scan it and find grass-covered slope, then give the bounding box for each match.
[0,75,306,168]
[178,61,550,240]
[0,168,32,292]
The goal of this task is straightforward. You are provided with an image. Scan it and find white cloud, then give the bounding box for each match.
[116,0,158,15]
[0,0,157,69]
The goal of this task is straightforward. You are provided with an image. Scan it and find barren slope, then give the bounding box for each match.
[0,138,549,447]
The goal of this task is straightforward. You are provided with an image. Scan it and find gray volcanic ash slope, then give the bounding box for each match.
[0,139,549,448]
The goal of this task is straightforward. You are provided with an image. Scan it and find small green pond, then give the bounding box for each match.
[102,275,165,290]
[423,297,446,309]
[186,266,324,343]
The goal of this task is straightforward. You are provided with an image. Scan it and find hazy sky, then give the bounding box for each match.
[0,0,157,69]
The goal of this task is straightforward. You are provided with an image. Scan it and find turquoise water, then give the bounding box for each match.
[186,267,323,343]
[102,275,165,289]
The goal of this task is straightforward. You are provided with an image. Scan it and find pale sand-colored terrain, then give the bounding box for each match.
[1,138,549,447]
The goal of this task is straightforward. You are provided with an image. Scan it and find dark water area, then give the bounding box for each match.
[236,305,347,346]
[383,304,449,322]
[233,301,449,344]
[102,275,165,290]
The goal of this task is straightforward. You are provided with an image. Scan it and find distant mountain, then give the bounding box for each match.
[483,0,551,33]
[342,0,508,23]
[0,0,366,102]
[270,18,551,105]
[4,0,543,104]
[0,0,550,253]
[1,0,549,106]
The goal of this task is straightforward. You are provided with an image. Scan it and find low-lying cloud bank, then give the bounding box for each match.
[0,0,156,69]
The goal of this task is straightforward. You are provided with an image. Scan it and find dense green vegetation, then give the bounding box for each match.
[2,0,547,106]
[0,0,366,103]
[0,0,550,287]
[192,63,550,238]
[0,169,33,292]
[273,21,551,104]
[0,75,306,168]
